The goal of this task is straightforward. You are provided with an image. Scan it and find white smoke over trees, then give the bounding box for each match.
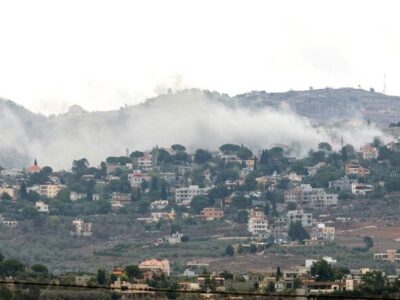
[0,90,387,169]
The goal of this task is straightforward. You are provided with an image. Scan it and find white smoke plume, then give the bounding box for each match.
[0,90,388,170]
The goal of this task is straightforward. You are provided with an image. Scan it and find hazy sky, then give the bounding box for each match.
[0,0,399,114]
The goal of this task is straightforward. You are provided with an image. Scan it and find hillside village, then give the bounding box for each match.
[2,139,400,297]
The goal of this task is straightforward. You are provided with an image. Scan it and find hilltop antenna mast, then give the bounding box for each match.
[383,74,386,94]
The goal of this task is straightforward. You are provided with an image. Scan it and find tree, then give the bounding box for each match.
[341,146,348,162]
[154,148,172,164]
[0,192,11,201]
[97,200,111,214]
[288,221,309,243]
[72,158,89,174]
[276,266,282,281]
[31,264,48,275]
[231,195,252,209]
[219,144,241,154]
[318,142,332,152]
[171,223,182,235]
[174,151,189,163]
[310,259,334,282]
[249,244,257,253]
[263,203,270,216]
[22,206,40,220]
[100,161,107,178]
[237,146,253,160]
[220,270,233,280]
[125,265,142,281]
[0,259,25,277]
[171,144,186,151]
[358,271,385,295]
[150,176,159,191]
[130,151,144,159]
[225,244,234,256]
[19,182,27,200]
[363,236,374,249]
[96,269,106,285]
[265,282,275,293]
[373,137,382,148]
[160,181,167,200]
[235,210,248,224]
[244,172,258,191]
[190,195,209,213]
[181,235,190,242]
[194,149,212,164]
[260,150,269,165]
[41,166,53,176]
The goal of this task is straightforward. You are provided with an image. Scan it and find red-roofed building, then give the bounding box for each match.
[26,159,41,174]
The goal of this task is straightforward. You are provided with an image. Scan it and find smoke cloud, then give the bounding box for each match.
[0,90,388,170]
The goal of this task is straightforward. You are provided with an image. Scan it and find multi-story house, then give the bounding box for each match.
[351,182,373,195]
[329,176,355,191]
[35,201,49,213]
[284,184,338,208]
[150,200,169,210]
[128,170,144,188]
[71,219,92,236]
[175,185,210,205]
[138,259,170,276]
[70,192,87,201]
[248,217,269,237]
[0,168,24,177]
[374,250,400,263]
[38,184,66,198]
[310,223,335,241]
[200,207,224,220]
[137,154,153,171]
[345,163,370,177]
[286,210,313,227]
[360,144,379,160]
[164,232,184,244]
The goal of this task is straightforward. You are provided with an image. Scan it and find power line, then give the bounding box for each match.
[0,279,398,300]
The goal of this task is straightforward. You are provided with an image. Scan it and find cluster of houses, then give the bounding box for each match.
[104,255,399,298]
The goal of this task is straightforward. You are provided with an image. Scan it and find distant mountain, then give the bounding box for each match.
[0,88,398,169]
[232,87,400,126]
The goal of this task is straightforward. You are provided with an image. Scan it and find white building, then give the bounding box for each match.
[0,168,24,177]
[361,144,379,160]
[329,176,355,191]
[137,154,153,170]
[128,170,144,188]
[35,201,49,213]
[305,256,337,269]
[165,232,184,244]
[175,185,210,205]
[284,172,303,183]
[70,192,87,201]
[218,153,240,163]
[287,210,313,227]
[248,217,269,237]
[150,200,169,210]
[71,219,92,236]
[351,183,374,195]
